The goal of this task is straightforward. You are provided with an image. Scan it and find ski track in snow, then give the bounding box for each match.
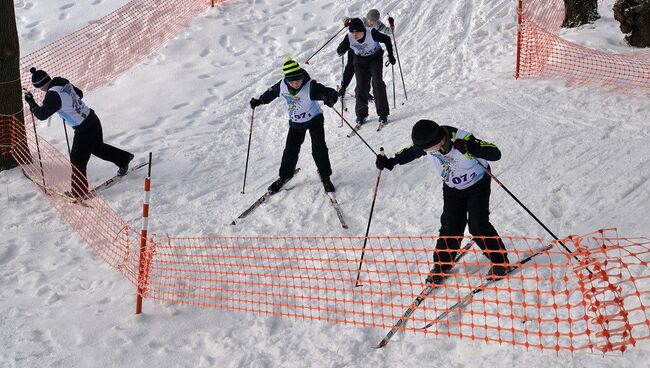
[3,0,650,366]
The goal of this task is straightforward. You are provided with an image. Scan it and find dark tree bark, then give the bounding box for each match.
[563,0,600,28]
[0,1,28,171]
[614,0,650,47]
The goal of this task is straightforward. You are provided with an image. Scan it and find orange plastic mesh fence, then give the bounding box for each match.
[4,0,650,354]
[19,0,214,99]
[518,0,650,96]
[145,231,649,353]
[3,115,143,285]
[4,0,217,283]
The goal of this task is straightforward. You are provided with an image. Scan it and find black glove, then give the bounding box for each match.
[323,95,338,107]
[337,86,346,97]
[388,54,396,65]
[375,154,395,171]
[249,98,262,109]
[24,92,35,105]
[453,138,480,155]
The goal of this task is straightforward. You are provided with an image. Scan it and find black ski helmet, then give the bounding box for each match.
[411,120,446,149]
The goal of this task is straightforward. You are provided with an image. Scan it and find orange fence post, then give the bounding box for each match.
[515,0,522,79]
[135,152,153,314]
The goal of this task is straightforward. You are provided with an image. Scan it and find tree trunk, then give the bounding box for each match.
[614,0,650,47]
[563,0,600,28]
[0,0,28,171]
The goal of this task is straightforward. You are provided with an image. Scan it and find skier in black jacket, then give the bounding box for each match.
[375,120,510,283]
[339,9,392,99]
[336,17,396,127]
[24,67,134,199]
[250,57,339,193]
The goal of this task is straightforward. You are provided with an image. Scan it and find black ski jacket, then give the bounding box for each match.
[28,77,86,121]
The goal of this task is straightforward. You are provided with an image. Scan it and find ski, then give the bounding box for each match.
[373,241,475,349]
[325,192,348,229]
[346,123,364,138]
[68,161,148,202]
[417,243,555,330]
[230,168,301,225]
[22,169,92,207]
[90,161,148,195]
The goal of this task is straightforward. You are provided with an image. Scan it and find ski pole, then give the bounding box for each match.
[475,160,592,273]
[304,25,347,65]
[391,65,396,109]
[340,56,344,127]
[62,119,71,158]
[388,17,407,102]
[328,107,377,156]
[29,111,47,194]
[241,108,255,194]
[355,147,384,287]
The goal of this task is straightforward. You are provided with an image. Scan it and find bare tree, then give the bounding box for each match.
[0,1,28,171]
[614,0,650,47]
[563,0,600,28]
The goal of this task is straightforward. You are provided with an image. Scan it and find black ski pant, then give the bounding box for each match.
[70,113,132,196]
[278,122,332,180]
[353,49,390,119]
[434,174,508,267]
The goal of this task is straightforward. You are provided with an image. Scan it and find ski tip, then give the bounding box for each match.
[230,221,236,226]
[373,341,388,349]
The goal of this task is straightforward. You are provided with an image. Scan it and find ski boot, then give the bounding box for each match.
[118,153,135,176]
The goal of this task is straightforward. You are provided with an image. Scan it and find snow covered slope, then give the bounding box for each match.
[2,0,649,366]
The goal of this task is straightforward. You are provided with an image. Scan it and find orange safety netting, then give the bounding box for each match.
[19,0,214,99]
[2,115,145,285]
[3,0,650,354]
[143,231,649,353]
[517,0,650,96]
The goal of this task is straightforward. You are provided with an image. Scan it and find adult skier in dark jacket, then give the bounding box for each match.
[375,120,510,283]
[24,67,134,199]
[250,57,339,193]
[336,17,395,126]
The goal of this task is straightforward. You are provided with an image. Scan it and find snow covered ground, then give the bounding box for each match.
[2,0,649,366]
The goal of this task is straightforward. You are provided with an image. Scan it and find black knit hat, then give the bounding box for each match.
[282,57,303,81]
[348,18,365,33]
[30,67,51,88]
[411,120,446,149]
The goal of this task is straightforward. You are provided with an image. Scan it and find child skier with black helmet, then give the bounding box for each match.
[337,17,396,128]
[24,67,134,199]
[339,9,392,99]
[250,57,339,194]
[375,120,510,283]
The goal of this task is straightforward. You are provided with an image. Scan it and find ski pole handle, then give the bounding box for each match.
[388,16,394,27]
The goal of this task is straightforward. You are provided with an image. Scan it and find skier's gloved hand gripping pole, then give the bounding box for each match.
[22,88,47,193]
[354,147,385,287]
[304,21,348,65]
[474,160,593,275]
[388,16,407,103]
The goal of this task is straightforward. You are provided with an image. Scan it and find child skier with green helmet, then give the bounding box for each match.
[250,57,339,193]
